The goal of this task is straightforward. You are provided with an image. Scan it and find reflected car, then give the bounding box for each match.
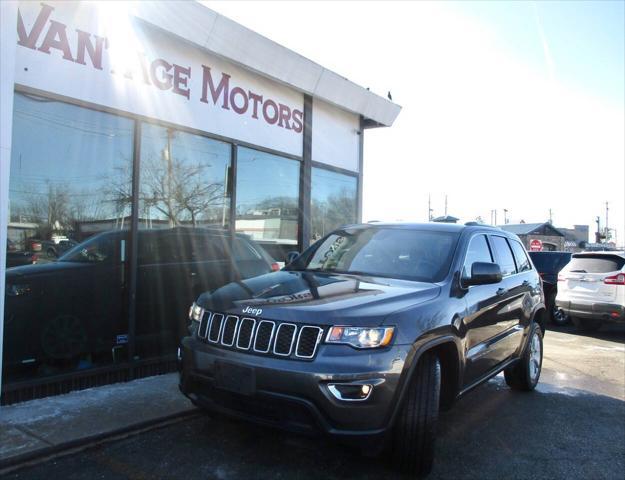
[3,227,275,372]
[6,240,38,268]
[44,239,78,258]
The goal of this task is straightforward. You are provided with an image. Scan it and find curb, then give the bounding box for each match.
[0,408,200,475]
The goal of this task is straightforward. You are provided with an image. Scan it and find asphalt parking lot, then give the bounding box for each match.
[6,324,625,480]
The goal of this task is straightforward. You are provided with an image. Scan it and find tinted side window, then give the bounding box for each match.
[233,238,262,261]
[138,233,188,265]
[490,236,517,277]
[186,234,226,262]
[462,235,493,278]
[510,240,532,272]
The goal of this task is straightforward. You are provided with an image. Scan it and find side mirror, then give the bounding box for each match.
[464,262,503,286]
[286,251,300,265]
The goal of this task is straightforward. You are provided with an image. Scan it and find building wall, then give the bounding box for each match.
[520,234,565,251]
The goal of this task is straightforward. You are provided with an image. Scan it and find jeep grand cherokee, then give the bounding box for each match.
[179,223,546,476]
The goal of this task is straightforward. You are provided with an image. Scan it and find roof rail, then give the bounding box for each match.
[464,222,501,229]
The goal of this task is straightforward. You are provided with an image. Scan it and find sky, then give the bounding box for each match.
[205,0,625,246]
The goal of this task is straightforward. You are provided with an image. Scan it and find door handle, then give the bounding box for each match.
[496,287,508,296]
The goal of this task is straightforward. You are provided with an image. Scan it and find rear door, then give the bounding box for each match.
[560,254,625,303]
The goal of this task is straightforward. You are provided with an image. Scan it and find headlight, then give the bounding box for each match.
[326,326,394,349]
[6,284,31,297]
[189,302,204,321]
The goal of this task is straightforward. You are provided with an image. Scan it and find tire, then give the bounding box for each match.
[391,352,441,477]
[571,316,601,332]
[46,247,57,258]
[504,323,543,391]
[549,293,570,326]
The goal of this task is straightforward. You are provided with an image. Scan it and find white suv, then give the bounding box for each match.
[556,251,625,331]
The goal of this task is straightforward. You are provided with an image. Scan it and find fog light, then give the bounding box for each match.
[328,383,374,401]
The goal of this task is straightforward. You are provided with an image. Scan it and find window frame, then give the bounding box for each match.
[489,235,519,278]
[460,233,495,281]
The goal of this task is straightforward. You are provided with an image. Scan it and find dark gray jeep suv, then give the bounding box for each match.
[179,223,546,476]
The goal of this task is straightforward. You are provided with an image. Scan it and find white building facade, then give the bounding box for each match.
[0,1,399,402]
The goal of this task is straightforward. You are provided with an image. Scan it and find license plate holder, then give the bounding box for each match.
[214,361,256,396]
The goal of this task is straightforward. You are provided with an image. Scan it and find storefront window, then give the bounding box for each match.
[4,93,134,383]
[135,124,232,359]
[235,147,300,261]
[311,168,357,241]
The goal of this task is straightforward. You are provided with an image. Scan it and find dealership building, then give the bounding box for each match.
[0,1,399,402]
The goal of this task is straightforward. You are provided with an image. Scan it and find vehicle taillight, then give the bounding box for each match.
[271,262,280,272]
[31,254,38,264]
[604,273,625,285]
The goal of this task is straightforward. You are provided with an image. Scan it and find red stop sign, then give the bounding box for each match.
[529,239,543,252]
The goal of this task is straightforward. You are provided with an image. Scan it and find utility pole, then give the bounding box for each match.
[444,195,448,216]
[595,216,602,243]
[503,209,508,225]
[605,201,609,240]
[548,209,552,224]
[494,210,497,226]
[428,194,433,221]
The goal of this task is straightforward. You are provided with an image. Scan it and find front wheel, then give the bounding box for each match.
[391,352,441,477]
[504,323,543,391]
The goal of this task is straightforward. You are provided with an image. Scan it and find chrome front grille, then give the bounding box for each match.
[197,312,323,360]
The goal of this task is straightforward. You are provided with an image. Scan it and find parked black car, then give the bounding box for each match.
[179,223,546,476]
[4,227,275,372]
[6,239,38,268]
[528,251,572,325]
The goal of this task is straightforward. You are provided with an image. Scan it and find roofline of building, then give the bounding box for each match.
[131,1,401,127]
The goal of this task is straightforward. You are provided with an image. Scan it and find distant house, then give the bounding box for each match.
[557,225,589,252]
[498,222,565,251]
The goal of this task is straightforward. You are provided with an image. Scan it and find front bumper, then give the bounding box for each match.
[555,299,625,322]
[178,336,409,441]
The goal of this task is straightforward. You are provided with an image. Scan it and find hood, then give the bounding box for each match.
[196,270,441,327]
[6,261,92,279]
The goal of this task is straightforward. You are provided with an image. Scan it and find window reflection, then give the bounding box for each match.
[4,93,134,383]
[139,124,231,229]
[311,168,357,242]
[135,124,233,359]
[236,147,300,260]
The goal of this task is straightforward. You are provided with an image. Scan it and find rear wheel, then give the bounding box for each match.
[391,352,441,477]
[571,316,601,332]
[504,323,543,391]
[549,293,569,326]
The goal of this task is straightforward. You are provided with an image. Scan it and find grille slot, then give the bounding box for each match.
[253,320,275,353]
[236,318,256,350]
[296,326,323,358]
[273,323,297,356]
[198,310,323,360]
[208,313,224,343]
[197,311,211,339]
[221,315,239,346]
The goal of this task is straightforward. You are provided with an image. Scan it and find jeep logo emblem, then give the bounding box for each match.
[242,306,263,316]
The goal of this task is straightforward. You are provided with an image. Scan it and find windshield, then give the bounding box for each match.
[59,234,117,264]
[293,227,460,282]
